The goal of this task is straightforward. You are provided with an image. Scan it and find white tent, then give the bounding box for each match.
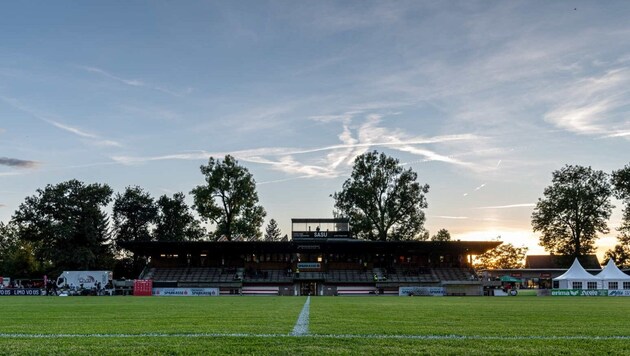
[553,258,601,289]
[596,259,630,290]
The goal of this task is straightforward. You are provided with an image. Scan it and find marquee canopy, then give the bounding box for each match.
[596,259,630,281]
[553,258,599,281]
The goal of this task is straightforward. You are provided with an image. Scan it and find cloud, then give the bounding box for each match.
[82,66,191,97]
[462,183,487,197]
[603,130,630,138]
[0,157,39,168]
[432,215,469,220]
[476,203,535,209]
[112,114,480,179]
[544,69,630,137]
[0,95,122,147]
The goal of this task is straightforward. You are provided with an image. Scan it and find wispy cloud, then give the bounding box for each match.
[432,215,469,220]
[0,171,27,177]
[603,130,630,138]
[476,203,535,209]
[112,114,480,179]
[463,183,486,197]
[0,95,122,147]
[544,69,630,138]
[82,66,191,97]
[0,157,39,168]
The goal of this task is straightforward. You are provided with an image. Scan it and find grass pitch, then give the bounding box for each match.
[1,295,629,355]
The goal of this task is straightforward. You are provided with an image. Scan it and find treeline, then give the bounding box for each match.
[1,151,629,277]
[0,151,433,278]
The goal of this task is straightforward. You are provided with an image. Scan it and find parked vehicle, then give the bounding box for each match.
[56,271,112,290]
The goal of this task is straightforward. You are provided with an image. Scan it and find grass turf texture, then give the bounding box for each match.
[1,296,629,355]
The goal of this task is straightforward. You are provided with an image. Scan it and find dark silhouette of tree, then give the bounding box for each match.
[605,163,630,268]
[332,151,429,241]
[191,155,266,241]
[431,228,451,242]
[112,186,157,245]
[475,241,528,269]
[12,179,114,272]
[0,221,42,277]
[264,218,282,241]
[154,192,205,241]
[604,240,630,269]
[532,165,612,258]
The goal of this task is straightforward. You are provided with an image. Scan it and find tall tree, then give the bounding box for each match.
[12,179,114,272]
[332,151,430,241]
[154,192,205,241]
[475,241,528,270]
[191,155,266,241]
[532,165,613,258]
[431,228,451,242]
[605,163,630,267]
[611,163,630,233]
[264,218,282,241]
[112,186,157,245]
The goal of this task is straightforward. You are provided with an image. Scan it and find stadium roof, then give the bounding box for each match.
[119,239,501,256]
[525,254,601,270]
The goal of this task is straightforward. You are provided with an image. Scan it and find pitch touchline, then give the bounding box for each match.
[0,333,629,340]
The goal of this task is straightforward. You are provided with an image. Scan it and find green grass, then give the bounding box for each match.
[1,296,629,355]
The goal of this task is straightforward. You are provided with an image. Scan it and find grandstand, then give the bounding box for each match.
[121,218,499,296]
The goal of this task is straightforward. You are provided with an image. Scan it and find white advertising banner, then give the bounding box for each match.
[153,288,219,296]
[608,290,630,297]
[399,286,445,296]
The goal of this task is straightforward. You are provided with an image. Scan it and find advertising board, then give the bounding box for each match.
[153,288,219,296]
[0,288,43,296]
[608,290,630,297]
[399,286,445,296]
[551,289,608,296]
[133,279,153,296]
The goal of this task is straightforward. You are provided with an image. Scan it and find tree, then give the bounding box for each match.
[603,236,630,269]
[605,163,630,267]
[474,241,528,269]
[264,218,282,241]
[112,186,157,245]
[0,221,42,277]
[191,155,266,241]
[12,179,114,272]
[431,228,451,242]
[332,151,430,241]
[531,165,613,258]
[154,192,205,241]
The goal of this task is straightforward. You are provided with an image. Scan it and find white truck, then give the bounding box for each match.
[56,271,113,290]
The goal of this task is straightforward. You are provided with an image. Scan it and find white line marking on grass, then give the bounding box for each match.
[291,296,310,336]
[1,333,629,341]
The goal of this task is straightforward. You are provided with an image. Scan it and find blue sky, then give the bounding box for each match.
[1,1,629,257]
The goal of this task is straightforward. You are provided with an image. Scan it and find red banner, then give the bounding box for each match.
[133,279,153,296]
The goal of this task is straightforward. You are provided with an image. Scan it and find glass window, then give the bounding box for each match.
[609,282,618,290]
[624,282,630,290]
[572,281,583,289]
[553,280,559,289]
[587,282,597,289]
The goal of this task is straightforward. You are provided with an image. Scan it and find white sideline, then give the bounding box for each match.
[290,296,310,336]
